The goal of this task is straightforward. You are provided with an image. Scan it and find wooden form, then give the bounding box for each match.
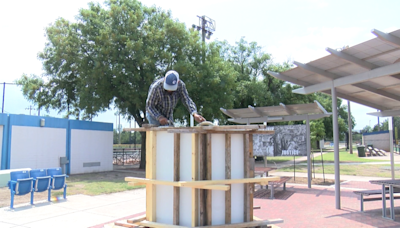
[124,125,281,228]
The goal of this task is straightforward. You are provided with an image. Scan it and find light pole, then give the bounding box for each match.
[192,15,216,42]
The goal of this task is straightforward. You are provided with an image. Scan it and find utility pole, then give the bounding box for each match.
[25,105,36,115]
[192,15,216,43]
[191,16,215,126]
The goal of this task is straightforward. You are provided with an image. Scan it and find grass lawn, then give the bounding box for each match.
[307,149,389,163]
[262,156,303,164]
[0,171,145,208]
[277,164,400,179]
[65,172,145,196]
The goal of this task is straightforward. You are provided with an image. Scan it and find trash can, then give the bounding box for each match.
[357,145,366,157]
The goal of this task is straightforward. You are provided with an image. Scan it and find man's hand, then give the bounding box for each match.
[159,117,169,125]
[193,113,206,123]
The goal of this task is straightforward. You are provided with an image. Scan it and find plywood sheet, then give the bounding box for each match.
[211,134,225,225]
[156,131,174,224]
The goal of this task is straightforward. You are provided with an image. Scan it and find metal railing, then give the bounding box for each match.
[113,149,141,165]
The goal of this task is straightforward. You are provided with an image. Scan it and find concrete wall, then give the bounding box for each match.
[70,129,113,174]
[10,126,66,169]
[362,131,390,151]
[0,114,113,174]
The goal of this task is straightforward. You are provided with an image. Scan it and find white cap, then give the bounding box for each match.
[163,70,179,91]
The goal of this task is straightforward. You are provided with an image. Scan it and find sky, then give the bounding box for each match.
[1,0,399,130]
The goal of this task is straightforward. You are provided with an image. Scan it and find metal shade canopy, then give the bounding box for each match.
[221,101,332,189]
[221,101,331,124]
[268,29,400,112]
[268,28,400,210]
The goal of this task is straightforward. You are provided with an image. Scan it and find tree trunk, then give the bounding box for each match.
[139,131,146,170]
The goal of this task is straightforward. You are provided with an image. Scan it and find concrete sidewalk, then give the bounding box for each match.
[2,153,400,228]
[0,189,146,228]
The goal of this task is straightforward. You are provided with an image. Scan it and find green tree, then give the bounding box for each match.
[16,0,237,169]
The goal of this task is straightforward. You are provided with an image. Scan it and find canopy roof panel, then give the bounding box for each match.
[269,29,400,112]
[220,101,331,124]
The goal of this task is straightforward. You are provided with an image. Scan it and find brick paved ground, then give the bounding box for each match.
[254,181,400,228]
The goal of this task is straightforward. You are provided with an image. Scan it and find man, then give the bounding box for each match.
[146,70,206,126]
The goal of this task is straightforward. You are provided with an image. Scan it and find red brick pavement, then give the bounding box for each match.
[254,181,400,228]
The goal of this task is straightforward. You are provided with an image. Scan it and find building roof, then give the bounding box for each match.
[268,29,400,112]
[220,101,331,124]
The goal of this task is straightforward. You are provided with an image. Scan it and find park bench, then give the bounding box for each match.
[268,176,292,199]
[353,188,400,212]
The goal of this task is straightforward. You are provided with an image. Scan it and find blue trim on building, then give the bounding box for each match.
[6,116,11,169]
[0,114,112,171]
[66,121,71,175]
[363,130,389,136]
[9,115,68,129]
[0,114,9,169]
[69,120,113,131]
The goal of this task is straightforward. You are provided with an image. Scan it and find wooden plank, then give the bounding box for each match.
[127,215,146,224]
[243,134,250,222]
[140,219,283,228]
[225,134,231,224]
[193,219,284,228]
[146,130,157,222]
[127,182,146,187]
[192,133,200,227]
[206,133,212,226]
[249,134,254,222]
[173,133,180,225]
[140,220,188,228]
[126,178,230,190]
[199,133,206,226]
[180,176,280,187]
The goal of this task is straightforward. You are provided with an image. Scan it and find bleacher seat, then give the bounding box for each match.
[30,169,51,203]
[47,168,68,199]
[8,170,34,209]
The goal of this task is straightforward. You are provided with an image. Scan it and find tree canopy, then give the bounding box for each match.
[16,0,356,168]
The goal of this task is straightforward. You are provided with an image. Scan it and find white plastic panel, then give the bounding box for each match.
[155,131,174,224]
[70,129,113,174]
[211,134,225,225]
[10,126,66,169]
[231,134,244,223]
[179,133,192,227]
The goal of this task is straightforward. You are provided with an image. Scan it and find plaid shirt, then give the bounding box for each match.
[146,78,198,122]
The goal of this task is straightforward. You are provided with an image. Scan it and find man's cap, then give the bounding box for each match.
[163,70,179,91]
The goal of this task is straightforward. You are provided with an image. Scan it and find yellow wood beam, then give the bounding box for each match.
[192,133,199,227]
[146,130,157,222]
[139,219,284,228]
[180,177,280,187]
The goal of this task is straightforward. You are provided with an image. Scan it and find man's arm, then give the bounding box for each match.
[180,82,205,122]
[146,86,163,121]
[179,81,197,115]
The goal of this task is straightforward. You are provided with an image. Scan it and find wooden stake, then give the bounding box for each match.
[146,130,157,222]
[199,134,206,226]
[173,133,180,225]
[206,133,212,226]
[249,134,254,221]
[243,134,250,222]
[191,133,199,227]
[225,134,231,224]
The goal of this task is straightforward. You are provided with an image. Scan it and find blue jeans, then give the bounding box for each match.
[146,112,161,126]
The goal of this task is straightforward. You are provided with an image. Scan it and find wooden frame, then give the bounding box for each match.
[124,126,282,228]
